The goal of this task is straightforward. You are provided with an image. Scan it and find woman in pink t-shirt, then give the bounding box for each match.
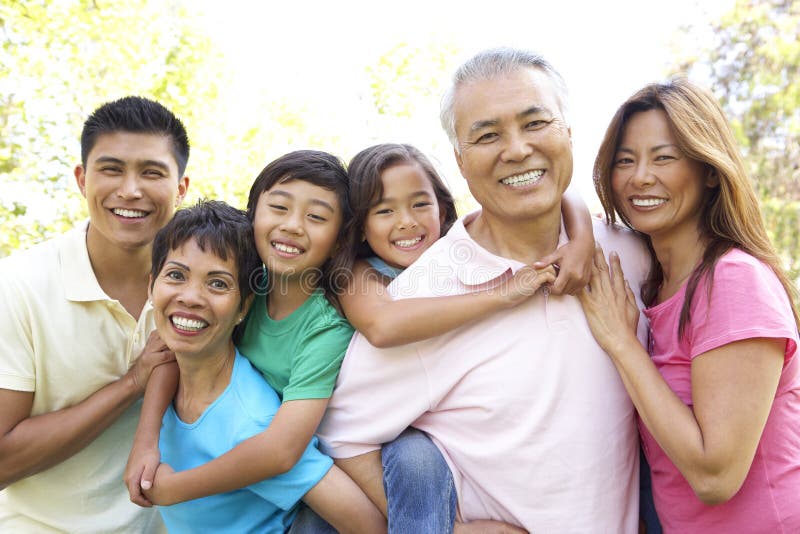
[579,78,800,533]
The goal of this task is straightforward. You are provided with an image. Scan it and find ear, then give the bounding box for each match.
[239,293,255,317]
[74,165,87,198]
[454,148,467,180]
[705,168,720,188]
[147,275,154,301]
[175,175,190,207]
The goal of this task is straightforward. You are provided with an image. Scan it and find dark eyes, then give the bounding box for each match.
[165,270,185,281]
[209,279,230,290]
[413,201,433,209]
[475,132,499,143]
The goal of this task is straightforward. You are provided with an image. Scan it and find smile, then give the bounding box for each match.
[272,242,303,255]
[171,315,208,332]
[500,170,544,187]
[393,237,423,249]
[112,208,148,218]
[631,197,667,207]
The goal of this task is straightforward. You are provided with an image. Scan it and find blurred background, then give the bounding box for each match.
[1,0,797,280]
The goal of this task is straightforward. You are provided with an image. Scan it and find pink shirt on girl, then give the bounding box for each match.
[642,248,800,533]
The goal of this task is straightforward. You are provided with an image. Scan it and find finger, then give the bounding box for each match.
[593,245,609,272]
[126,466,153,507]
[624,279,637,305]
[608,251,626,292]
[533,249,561,270]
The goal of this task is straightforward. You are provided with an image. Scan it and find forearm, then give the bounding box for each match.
[0,374,141,487]
[334,451,388,516]
[133,362,178,447]
[607,337,720,484]
[561,188,593,244]
[362,291,510,348]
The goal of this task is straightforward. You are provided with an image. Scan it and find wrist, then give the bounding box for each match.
[604,333,645,362]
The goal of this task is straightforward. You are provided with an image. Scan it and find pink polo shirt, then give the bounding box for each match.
[641,248,800,533]
[318,214,651,532]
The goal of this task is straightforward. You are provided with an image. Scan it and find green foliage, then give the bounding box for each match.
[675,0,800,281]
[0,0,229,256]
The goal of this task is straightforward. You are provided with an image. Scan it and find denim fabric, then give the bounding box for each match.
[288,428,456,533]
[639,447,663,534]
[382,428,457,534]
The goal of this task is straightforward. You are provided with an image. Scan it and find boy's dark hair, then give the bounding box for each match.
[343,143,457,268]
[81,96,190,176]
[246,150,351,309]
[151,200,260,317]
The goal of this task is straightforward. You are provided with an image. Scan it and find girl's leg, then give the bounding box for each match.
[381,427,457,534]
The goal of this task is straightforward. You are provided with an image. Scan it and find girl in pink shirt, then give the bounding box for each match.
[580,79,800,533]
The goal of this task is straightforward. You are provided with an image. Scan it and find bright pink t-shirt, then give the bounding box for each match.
[642,248,800,533]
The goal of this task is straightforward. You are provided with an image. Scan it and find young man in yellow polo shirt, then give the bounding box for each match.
[0,96,189,532]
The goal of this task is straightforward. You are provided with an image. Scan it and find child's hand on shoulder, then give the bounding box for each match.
[500,264,557,307]
[534,236,594,295]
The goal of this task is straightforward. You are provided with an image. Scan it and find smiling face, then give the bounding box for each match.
[453,67,573,225]
[151,238,244,359]
[363,163,444,269]
[252,179,343,280]
[75,131,188,253]
[611,109,714,242]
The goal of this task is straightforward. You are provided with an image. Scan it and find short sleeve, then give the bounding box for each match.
[249,436,333,510]
[0,274,36,391]
[282,321,354,402]
[688,252,798,362]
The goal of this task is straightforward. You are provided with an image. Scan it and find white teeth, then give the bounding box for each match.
[273,242,302,254]
[171,316,208,331]
[113,208,147,218]
[631,198,667,207]
[394,237,422,248]
[501,170,544,187]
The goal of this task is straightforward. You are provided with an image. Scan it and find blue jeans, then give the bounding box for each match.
[639,447,662,534]
[382,428,457,533]
[289,428,456,533]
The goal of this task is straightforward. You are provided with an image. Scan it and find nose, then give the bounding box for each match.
[176,280,204,307]
[500,131,534,162]
[395,209,418,230]
[279,210,305,235]
[117,172,143,199]
[631,161,656,188]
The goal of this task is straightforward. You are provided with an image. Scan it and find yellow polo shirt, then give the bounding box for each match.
[0,224,165,533]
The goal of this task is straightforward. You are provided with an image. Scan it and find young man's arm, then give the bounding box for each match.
[0,332,173,489]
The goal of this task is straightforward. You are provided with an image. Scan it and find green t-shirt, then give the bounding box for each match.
[238,288,354,402]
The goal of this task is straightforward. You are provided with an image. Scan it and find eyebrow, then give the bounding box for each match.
[469,105,549,132]
[268,189,336,213]
[376,190,435,204]
[165,260,235,278]
[616,144,679,154]
[94,156,171,171]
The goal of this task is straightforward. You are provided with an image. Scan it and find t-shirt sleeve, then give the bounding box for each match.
[282,320,354,402]
[0,275,36,391]
[688,253,798,362]
[249,436,333,510]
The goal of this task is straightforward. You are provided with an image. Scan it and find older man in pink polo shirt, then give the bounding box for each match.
[317,48,650,533]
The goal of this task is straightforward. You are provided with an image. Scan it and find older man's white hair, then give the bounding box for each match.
[440,47,570,151]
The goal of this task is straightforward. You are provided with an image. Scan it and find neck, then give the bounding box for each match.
[85,224,152,319]
[467,207,562,264]
[651,223,707,300]
[267,276,316,320]
[174,342,236,424]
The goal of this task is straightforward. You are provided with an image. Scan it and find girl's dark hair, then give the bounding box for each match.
[246,150,351,310]
[341,143,457,270]
[150,199,260,343]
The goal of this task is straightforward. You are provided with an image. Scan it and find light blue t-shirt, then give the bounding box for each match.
[158,350,333,534]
